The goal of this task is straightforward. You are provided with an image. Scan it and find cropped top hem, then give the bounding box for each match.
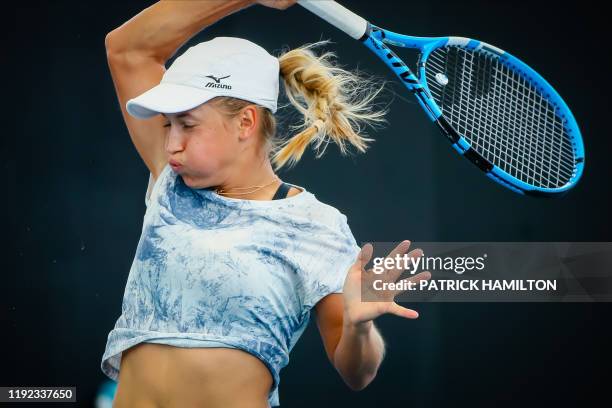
[101,329,280,404]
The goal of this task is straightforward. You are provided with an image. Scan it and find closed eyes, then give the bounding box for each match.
[163,123,195,129]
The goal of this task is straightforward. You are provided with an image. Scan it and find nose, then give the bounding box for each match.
[165,126,185,155]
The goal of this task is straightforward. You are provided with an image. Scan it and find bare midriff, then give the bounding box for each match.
[113,343,274,408]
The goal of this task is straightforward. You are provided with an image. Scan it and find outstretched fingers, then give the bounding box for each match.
[392,271,432,297]
[385,302,420,319]
[357,243,374,271]
[380,241,424,282]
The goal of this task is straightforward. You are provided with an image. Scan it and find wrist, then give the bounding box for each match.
[343,310,373,335]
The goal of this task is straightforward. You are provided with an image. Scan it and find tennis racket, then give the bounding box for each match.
[297,0,584,197]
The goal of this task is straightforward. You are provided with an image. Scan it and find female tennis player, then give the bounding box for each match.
[101,0,429,407]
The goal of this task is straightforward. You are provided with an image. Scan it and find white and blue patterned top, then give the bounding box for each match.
[100,163,362,406]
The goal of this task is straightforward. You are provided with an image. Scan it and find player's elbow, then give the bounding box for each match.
[104,31,127,63]
[104,30,121,54]
[346,380,368,392]
[104,30,137,59]
[342,370,377,391]
[105,31,161,67]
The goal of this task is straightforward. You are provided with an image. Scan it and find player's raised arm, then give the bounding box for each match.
[104,0,256,179]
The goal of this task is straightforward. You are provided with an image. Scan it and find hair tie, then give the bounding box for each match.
[312,119,325,133]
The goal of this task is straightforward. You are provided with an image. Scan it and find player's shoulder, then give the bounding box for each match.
[302,189,349,227]
[286,185,303,198]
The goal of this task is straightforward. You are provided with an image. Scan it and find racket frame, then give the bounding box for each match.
[297,0,585,197]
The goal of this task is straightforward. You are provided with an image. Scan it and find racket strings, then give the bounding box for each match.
[424,46,575,189]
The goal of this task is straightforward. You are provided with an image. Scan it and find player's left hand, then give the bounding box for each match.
[342,240,431,326]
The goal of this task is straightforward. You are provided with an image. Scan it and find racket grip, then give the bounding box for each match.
[297,0,368,40]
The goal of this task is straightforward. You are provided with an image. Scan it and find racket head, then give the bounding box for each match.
[416,37,584,197]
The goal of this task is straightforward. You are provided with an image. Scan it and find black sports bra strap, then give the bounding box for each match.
[272,182,292,200]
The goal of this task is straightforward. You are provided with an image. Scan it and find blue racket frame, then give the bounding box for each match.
[360,23,585,197]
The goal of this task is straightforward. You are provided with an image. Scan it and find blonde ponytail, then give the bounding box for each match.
[209,40,390,171]
[272,39,389,170]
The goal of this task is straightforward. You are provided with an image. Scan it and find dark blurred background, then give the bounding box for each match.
[5,0,610,407]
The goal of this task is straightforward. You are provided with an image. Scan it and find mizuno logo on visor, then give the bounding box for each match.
[204,74,232,89]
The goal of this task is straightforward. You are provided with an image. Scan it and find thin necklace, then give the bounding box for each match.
[215,176,281,197]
